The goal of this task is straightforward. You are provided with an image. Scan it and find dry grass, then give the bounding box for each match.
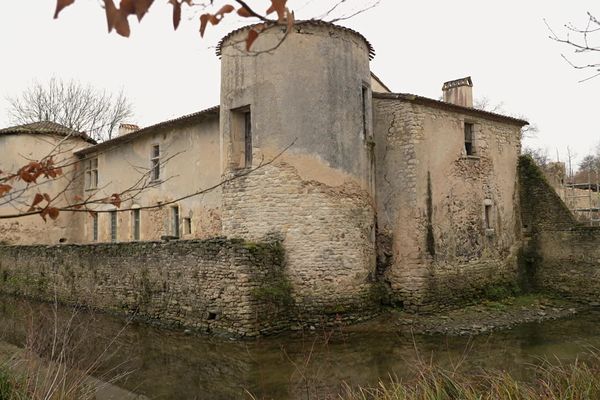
[340,350,600,400]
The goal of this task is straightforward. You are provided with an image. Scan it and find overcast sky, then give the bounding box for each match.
[1,1,598,167]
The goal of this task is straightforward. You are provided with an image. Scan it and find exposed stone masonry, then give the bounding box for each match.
[222,162,379,325]
[0,238,289,337]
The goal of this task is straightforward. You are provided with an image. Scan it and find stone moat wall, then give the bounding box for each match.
[519,155,600,301]
[0,238,292,337]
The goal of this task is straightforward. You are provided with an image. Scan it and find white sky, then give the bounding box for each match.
[0,1,598,167]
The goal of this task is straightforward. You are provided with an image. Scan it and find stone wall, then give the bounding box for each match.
[374,96,523,310]
[0,238,290,337]
[518,155,600,302]
[222,162,379,325]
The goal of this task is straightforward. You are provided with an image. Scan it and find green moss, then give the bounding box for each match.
[483,283,520,301]
[251,278,293,308]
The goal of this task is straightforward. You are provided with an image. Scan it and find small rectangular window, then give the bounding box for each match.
[151,145,160,181]
[132,209,141,241]
[464,123,474,156]
[183,217,192,235]
[485,204,492,229]
[92,213,98,242]
[85,158,98,190]
[172,206,180,238]
[110,211,118,243]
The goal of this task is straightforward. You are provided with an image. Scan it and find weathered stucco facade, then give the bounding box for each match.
[373,95,523,309]
[0,21,530,329]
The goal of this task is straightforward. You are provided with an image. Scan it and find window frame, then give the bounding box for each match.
[110,211,118,243]
[92,213,98,242]
[132,208,141,241]
[464,122,475,156]
[150,144,160,182]
[171,205,180,238]
[84,157,98,190]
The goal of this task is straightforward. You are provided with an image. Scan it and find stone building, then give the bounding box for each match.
[0,21,527,312]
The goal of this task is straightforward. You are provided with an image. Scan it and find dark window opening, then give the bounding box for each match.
[244,111,252,167]
[172,206,180,238]
[361,85,369,139]
[464,122,474,156]
[207,312,217,320]
[92,213,98,242]
[184,217,192,235]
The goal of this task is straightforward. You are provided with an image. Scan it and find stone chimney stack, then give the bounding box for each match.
[117,123,139,137]
[442,77,473,108]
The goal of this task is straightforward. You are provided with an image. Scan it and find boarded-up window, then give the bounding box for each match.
[231,106,252,169]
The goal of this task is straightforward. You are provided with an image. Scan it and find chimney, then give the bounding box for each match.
[118,123,139,137]
[442,76,473,108]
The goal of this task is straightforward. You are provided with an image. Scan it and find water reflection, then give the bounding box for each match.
[1,296,600,400]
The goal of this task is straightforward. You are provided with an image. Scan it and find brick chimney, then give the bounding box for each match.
[442,77,473,108]
[118,123,139,137]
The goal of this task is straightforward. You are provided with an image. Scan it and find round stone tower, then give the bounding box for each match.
[218,22,378,326]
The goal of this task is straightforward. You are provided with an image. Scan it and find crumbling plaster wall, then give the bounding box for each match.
[0,134,90,245]
[374,98,523,309]
[219,23,379,322]
[81,117,222,243]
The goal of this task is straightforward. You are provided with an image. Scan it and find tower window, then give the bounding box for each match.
[231,106,252,169]
[361,85,369,139]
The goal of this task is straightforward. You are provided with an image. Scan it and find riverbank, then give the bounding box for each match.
[346,294,584,337]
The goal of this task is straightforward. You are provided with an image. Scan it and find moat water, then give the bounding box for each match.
[2,296,600,400]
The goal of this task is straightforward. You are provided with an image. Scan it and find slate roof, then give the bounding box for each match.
[0,121,96,144]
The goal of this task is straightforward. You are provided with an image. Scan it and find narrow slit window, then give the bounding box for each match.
[172,206,180,238]
[464,123,474,156]
[132,209,141,241]
[151,145,160,181]
[361,85,369,139]
[485,204,492,229]
[92,213,98,242]
[110,211,118,242]
[244,111,252,167]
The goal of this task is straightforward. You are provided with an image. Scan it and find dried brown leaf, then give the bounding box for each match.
[54,0,75,19]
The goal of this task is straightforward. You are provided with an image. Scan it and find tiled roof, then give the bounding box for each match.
[75,106,220,156]
[373,92,529,126]
[0,121,96,143]
[216,20,375,60]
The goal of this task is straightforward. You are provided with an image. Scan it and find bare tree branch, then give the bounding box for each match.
[7,78,134,142]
